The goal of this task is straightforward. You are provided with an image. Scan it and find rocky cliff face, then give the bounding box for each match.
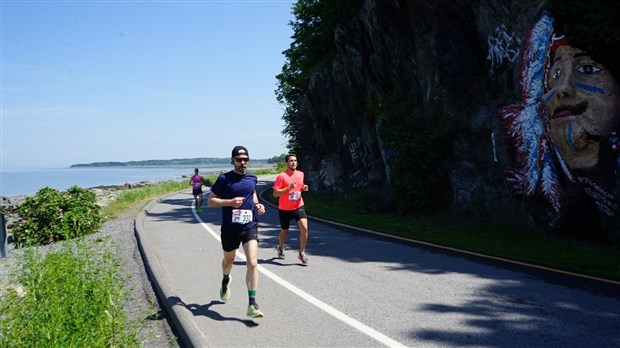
[294,0,620,241]
[296,0,545,220]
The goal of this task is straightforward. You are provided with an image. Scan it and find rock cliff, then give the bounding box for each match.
[287,0,620,241]
[296,0,544,219]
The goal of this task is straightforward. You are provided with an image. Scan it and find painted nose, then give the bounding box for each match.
[554,69,575,99]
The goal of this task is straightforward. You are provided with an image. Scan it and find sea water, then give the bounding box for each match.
[0,166,231,197]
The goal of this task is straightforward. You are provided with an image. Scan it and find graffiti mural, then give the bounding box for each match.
[499,12,620,236]
[487,24,521,72]
[499,14,560,210]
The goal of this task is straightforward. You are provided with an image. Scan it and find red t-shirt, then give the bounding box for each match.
[273,170,305,211]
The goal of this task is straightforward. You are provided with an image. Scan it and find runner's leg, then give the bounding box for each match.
[298,218,309,254]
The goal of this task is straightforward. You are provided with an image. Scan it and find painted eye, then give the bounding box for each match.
[576,64,601,75]
[552,68,561,80]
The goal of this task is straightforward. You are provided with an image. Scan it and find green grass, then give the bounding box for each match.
[101,180,191,219]
[0,238,141,347]
[263,188,620,280]
[251,168,275,175]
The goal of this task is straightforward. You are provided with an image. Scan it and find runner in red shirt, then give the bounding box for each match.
[272,154,310,265]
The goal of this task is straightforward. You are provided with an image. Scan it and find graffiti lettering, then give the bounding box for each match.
[487,24,520,71]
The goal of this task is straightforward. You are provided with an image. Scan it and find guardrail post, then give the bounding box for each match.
[0,213,6,258]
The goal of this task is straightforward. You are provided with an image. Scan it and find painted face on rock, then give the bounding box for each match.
[542,45,620,170]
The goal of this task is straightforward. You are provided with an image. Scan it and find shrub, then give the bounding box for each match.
[369,92,453,213]
[11,186,103,247]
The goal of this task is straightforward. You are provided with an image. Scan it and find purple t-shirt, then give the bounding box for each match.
[210,171,258,232]
[191,175,202,189]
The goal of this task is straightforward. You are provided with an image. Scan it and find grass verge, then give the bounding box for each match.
[263,188,620,280]
[0,238,141,347]
[101,180,191,220]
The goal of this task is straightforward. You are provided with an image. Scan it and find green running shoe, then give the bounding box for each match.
[247,304,264,318]
[220,276,231,302]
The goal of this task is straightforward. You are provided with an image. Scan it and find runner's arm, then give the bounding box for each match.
[207,192,243,208]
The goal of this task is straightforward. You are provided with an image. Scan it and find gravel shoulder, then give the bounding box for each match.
[99,198,181,347]
[103,215,180,347]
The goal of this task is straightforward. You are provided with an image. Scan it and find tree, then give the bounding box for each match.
[275,0,364,152]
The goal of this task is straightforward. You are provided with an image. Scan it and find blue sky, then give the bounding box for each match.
[1,0,295,168]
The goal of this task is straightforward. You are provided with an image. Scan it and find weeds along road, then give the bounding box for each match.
[137,175,620,348]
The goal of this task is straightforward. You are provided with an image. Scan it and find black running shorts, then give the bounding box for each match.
[221,227,259,252]
[278,206,308,230]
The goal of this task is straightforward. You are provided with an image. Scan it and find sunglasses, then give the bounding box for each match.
[233,157,250,163]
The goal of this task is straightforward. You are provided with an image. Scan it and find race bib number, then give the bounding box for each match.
[193,182,201,188]
[288,191,301,201]
[232,209,253,224]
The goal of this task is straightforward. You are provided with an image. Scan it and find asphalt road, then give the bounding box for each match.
[137,175,620,348]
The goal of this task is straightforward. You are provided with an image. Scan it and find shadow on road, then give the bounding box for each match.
[169,297,259,328]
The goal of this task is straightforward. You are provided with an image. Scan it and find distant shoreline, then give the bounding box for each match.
[70,157,273,168]
[1,165,272,198]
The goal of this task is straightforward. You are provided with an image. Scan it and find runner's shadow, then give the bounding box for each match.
[258,257,304,267]
[232,258,300,267]
[169,297,258,327]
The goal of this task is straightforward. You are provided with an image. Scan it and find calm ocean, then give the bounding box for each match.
[0,166,232,197]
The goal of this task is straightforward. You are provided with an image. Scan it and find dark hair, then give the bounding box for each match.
[547,0,620,79]
[231,145,249,158]
[285,153,297,162]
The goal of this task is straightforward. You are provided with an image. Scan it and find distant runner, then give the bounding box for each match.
[189,168,205,213]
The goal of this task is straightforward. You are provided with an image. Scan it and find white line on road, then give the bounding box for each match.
[194,208,407,348]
